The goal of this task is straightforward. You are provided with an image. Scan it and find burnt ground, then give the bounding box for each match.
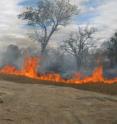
[0,74,117,95]
[0,74,117,124]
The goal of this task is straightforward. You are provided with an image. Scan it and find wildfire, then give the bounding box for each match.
[0,56,117,84]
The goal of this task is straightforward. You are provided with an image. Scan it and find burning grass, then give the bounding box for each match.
[0,56,117,95]
[0,56,117,84]
[0,73,117,95]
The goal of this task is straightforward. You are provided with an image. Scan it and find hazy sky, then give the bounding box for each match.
[0,0,117,48]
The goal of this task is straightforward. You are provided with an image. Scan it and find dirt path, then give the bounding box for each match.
[0,80,117,124]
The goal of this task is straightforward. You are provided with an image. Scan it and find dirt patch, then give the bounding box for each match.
[0,80,117,124]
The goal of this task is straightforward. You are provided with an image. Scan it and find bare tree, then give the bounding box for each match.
[19,0,78,54]
[61,26,95,70]
[104,32,117,67]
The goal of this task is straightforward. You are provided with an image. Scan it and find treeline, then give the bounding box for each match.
[1,0,117,76]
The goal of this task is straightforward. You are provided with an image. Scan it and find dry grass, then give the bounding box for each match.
[0,74,117,95]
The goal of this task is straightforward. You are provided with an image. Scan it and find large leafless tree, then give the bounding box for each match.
[19,0,78,54]
[61,26,96,70]
[106,32,117,67]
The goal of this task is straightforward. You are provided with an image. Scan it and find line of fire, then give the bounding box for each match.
[0,56,117,84]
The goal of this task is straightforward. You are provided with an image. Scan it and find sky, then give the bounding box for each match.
[0,0,117,49]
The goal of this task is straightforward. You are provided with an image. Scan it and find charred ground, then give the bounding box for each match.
[0,74,117,95]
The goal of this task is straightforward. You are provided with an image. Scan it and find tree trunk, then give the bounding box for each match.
[41,44,47,55]
[40,25,58,55]
[75,56,82,70]
[40,37,49,55]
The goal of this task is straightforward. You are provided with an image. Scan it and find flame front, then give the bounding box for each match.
[22,57,38,78]
[0,56,117,84]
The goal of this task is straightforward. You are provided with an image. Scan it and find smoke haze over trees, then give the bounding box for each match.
[0,0,117,78]
[61,26,96,70]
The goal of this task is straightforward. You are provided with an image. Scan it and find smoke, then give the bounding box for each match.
[1,44,117,79]
[39,49,80,78]
[0,44,96,78]
[0,44,42,70]
[0,44,23,69]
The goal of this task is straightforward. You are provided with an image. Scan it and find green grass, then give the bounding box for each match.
[0,74,117,95]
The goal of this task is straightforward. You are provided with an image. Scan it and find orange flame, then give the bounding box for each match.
[0,56,117,84]
[22,57,38,78]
